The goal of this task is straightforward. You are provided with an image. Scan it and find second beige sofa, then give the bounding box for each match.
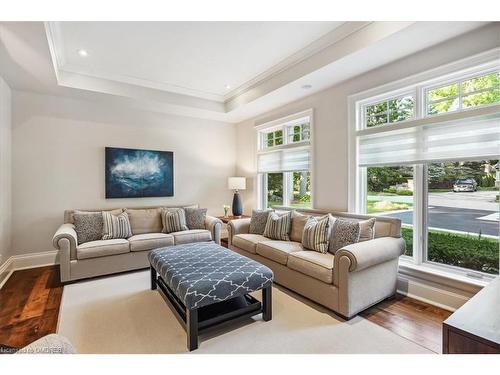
[228,209,405,319]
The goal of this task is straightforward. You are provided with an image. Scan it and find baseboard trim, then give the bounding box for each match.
[0,250,58,289]
[397,273,477,312]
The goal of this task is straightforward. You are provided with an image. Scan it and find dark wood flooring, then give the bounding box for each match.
[0,266,451,352]
[360,294,452,353]
[0,266,63,350]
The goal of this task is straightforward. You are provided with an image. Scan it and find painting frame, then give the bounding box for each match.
[105,147,174,199]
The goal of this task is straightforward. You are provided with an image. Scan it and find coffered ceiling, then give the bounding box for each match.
[0,21,490,122]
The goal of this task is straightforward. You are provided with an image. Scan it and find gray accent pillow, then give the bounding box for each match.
[185,208,207,229]
[329,218,361,254]
[74,212,103,245]
[249,209,273,235]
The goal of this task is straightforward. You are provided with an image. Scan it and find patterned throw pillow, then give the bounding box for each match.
[162,208,189,233]
[102,211,133,240]
[184,208,207,229]
[329,218,361,254]
[73,212,103,244]
[359,218,376,242]
[263,211,292,241]
[249,209,273,235]
[301,215,331,253]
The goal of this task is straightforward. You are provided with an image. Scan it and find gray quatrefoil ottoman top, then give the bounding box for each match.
[148,242,274,351]
[148,242,273,309]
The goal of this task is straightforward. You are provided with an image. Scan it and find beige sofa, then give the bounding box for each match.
[228,209,405,319]
[53,205,222,283]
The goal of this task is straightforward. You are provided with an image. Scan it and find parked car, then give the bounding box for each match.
[453,178,477,192]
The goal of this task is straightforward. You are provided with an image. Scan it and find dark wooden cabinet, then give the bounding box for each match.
[443,277,500,354]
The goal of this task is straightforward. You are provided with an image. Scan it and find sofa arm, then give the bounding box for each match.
[53,223,77,261]
[334,236,405,274]
[228,218,251,246]
[205,215,223,245]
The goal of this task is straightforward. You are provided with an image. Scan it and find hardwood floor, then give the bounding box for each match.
[0,266,451,353]
[0,266,63,349]
[360,294,452,353]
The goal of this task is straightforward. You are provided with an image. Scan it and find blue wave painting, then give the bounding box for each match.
[105,147,173,198]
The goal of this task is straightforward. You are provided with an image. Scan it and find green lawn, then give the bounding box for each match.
[367,200,413,214]
[401,227,499,274]
[268,201,312,209]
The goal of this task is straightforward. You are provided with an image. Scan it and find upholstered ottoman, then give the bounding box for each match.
[148,242,274,351]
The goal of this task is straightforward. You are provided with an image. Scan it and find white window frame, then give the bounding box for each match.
[348,47,500,286]
[255,109,314,210]
[424,68,500,117]
[362,91,417,128]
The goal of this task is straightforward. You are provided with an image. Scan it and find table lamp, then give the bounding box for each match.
[228,177,246,216]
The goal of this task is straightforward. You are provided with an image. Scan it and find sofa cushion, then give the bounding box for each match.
[128,233,174,252]
[302,215,331,253]
[249,209,273,235]
[73,212,103,245]
[76,239,130,260]
[359,218,376,242]
[184,208,207,230]
[263,211,292,241]
[290,211,310,242]
[287,251,335,284]
[126,208,163,235]
[172,229,212,245]
[162,208,189,233]
[232,234,268,254]
[102,212,133,240]
[256,240,304,265]
[329,218,361,254]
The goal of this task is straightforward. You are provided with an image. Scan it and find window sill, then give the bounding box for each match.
[398,259,492,294]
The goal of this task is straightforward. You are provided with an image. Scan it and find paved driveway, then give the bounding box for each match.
[386,206,499,237]
[369,190,499,211]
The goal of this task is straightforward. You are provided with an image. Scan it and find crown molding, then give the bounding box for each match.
[223,22,369,102]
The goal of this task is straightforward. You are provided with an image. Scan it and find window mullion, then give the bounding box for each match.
[413,164,425,265]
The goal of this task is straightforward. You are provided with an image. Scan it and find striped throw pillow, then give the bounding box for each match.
[162,208,189,233]
[102,211,133,240]
[263,211,292,241]
[301,215,331,253]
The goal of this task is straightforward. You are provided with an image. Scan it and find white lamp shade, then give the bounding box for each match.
[228,177,246,190]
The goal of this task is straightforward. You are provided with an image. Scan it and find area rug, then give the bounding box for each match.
[57,270,432,354]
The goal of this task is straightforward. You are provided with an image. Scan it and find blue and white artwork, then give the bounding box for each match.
[105,147,174,198]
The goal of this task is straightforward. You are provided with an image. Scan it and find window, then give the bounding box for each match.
[367,166,414,257]
[265,129,283,148]
[287,122,310,143]
[257,110,313,209]
[352,54,500,281]
[426,160,499,275]
[426,71,500,115]
[364,95,415,127]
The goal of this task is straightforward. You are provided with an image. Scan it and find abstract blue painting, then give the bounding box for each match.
[105,147,174,198]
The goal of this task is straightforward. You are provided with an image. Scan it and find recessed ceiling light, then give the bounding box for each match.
[225,84,231,90]
[77,49,88,57]
[301,84,312,90]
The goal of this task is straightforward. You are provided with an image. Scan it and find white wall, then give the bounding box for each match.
[0,76,12,267]
[235,24,500,214]
[11,91,236,256]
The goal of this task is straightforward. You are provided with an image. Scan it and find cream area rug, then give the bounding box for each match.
[57,270,432,354]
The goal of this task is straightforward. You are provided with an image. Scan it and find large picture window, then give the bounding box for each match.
[257,110,313,209]
[353,54,500,281]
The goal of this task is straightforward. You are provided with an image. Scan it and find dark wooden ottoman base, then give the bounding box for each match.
[150,266,272,351]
